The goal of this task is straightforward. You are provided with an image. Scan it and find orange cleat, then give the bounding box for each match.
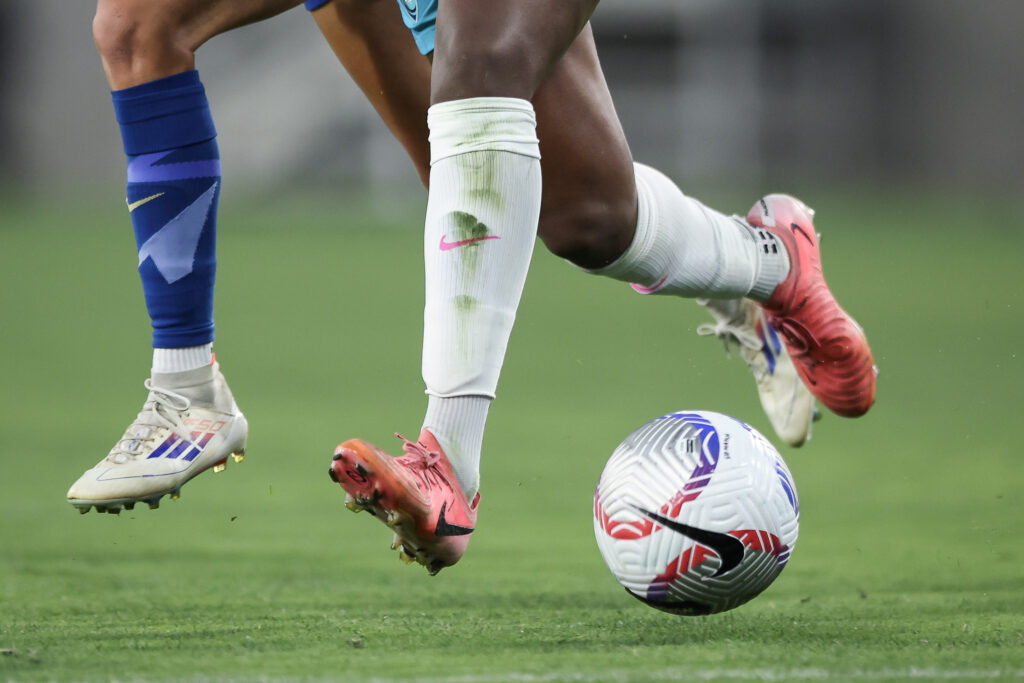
[747,195,877,417]
[329,430,480,575]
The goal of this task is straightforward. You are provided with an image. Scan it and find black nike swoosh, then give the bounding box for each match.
[633,505,745,577]
[434,501,474,537]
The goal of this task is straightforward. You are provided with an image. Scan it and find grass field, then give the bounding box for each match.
[1,190,1022,681]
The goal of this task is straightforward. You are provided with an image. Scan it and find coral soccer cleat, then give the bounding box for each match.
[329,430,479,575]
[747,195,877,417]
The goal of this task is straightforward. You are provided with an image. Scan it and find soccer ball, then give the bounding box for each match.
[593,410,799,615]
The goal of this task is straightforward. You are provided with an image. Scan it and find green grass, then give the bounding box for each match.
[1,191,1022,681]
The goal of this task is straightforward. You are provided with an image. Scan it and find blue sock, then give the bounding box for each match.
[112,70,220,349]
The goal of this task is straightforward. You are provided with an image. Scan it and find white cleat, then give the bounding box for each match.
[67,361,247,514]
[698,298,816,447]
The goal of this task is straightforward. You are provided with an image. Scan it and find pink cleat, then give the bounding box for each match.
[747,194,877,417]
[329,430,479,575]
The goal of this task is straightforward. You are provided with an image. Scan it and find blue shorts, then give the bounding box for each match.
[304,0,437,55]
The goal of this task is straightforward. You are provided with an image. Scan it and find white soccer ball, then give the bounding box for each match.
[593,410,799,615]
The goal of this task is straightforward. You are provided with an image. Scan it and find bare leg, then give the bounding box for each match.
[94,0,305,88]
[314,7,635,268]
[312,0,431,185]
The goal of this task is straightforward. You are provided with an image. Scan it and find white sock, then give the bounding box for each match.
[591,163,789,301]
[421,395,489,499]
[151,344,213,375]
[421,96,541,494]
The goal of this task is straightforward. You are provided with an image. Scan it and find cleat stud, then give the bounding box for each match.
[397,549,415,565]
[390,532,402,551]
[147,498,161,510]
[78,507,90,515]
[344,494,364,513]
[124,502,135,511]
[212,459,227,473]
[107,507,121,515]
[385,510,401,527]
[170,491,180,500]
[328,466,339,483]
[232,451,245,463]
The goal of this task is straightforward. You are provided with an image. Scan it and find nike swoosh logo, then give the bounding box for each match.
[630,276,668,294]
[633,505,745,577]
[434,501,474,537]
[439,234,501,251]
[127,192,165,213]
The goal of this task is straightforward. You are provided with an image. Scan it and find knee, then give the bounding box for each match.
[538,194,637,270]
[93,0,191,85]
[432,31,543,101]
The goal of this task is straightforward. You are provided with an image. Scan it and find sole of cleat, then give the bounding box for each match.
[344,494,365,513]
[70,448,245,515]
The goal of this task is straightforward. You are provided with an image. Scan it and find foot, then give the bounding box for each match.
[66,362,247,514]
[329,430,480,575]
[698,298,816,447]
[747,195,877,417]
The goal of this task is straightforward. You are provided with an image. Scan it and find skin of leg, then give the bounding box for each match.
[94,0,306,89]
[312,0,432,186]
[530,24,637,269]
[430,0,599,103]
[313,6,636,269]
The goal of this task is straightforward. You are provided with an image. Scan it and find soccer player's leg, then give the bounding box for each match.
[324,0,597,572]
[67,0,302,514]
[527,27,820,445]
[314,1,486,573]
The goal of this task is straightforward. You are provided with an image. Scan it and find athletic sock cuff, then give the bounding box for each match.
[743,221,791,301]
[585,162,669,288]
[112,70,217,155]
[428,97,540,164]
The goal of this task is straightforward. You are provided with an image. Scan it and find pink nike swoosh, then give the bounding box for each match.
[630,276,668,294]
[439,234,501,251]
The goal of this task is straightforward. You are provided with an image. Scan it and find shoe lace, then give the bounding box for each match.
[397,433,439,466]
[108,380,191,462]
[396,433,457,492]
[696,303,772,382]
[696,319,762,354]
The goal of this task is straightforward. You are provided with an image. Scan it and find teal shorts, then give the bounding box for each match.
[396,0,438,55]
[305,0,437,55]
